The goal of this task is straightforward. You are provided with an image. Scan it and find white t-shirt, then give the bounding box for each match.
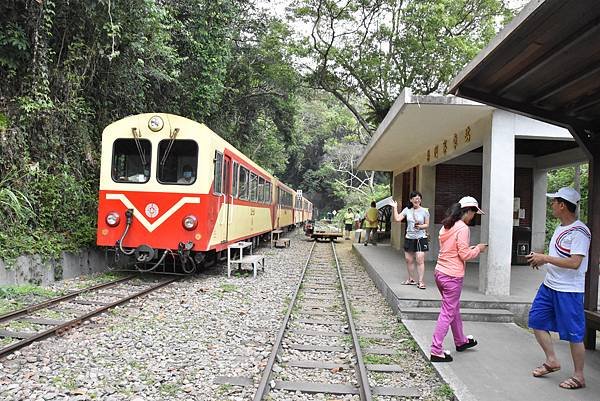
[401,207,429,239]
[544,220,591,293]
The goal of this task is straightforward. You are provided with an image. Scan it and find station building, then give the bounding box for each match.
[357,88,586,296]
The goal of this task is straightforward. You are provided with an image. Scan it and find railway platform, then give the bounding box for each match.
[353,242,600,401]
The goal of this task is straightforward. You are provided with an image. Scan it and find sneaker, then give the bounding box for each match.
[364,243,368,246]
[431,351,453,362]
[456,336,478,352]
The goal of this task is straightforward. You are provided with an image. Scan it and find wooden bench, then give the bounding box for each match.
[585,309,600,349]
[274,238,291,248]
[230,254,265,278]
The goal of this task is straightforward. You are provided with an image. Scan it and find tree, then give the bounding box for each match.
[545,164,589,248]
[291,0,512,132]
[207,14,302,176]
[284,90,389,214]
[0,0,294,260]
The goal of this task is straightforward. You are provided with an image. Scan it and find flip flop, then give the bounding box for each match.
[417,282,426,290]
[401,279,416,285]
[532,363,560,377]
[559,376,585,389]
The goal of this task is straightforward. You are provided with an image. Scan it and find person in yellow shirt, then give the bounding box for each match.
[364,201,379,246]
[343,208,355,240]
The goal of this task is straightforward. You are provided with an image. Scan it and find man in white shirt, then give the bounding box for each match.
[526,187,591,390]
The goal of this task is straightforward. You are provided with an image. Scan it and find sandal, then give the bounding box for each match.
[417,282,426,290]
[559,376,585,389]
[532,363,560,377]
[401,279,416,285]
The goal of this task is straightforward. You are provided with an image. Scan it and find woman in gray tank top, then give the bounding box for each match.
[390,191,430,289]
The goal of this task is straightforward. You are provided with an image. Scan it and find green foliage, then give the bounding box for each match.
[544,164,589,249]
[0,284,64,314]
[284,91,388,214]
[208,15,302,176]
[0,0,260,262]
[363,354,393,365]
[0,0,517,264]
[0,166,96,263]
[434,383,455,399]
[219,283,238,293]
[0,284,61,299]
[290,0,513,130]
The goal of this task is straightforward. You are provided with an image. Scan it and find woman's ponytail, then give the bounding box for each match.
[441,203,463,229]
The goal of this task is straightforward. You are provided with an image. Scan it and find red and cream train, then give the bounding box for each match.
[96,113,313,272]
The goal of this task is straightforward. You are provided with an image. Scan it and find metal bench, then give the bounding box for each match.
[230,254,265,278]
[270,229,284,248]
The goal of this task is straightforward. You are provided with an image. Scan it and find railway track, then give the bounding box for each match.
[253,240,421,400]
[0,275,177,359]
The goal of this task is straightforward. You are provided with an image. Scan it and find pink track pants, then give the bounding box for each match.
[430,270,468,356]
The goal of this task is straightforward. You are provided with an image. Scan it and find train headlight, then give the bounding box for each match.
[106,212,121,227]
[182,215,198,230]
[148,115,164,132]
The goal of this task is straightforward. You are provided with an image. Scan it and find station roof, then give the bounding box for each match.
[357,89,493,172]
[357,88,576,173]
[449,0,600,157]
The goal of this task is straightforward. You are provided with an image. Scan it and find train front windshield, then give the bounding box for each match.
[112,139,151,183]
[157,139,198,185]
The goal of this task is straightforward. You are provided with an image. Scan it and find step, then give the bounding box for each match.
[275,239,291,248]
[398,298,527,310]
[400,307,514,323]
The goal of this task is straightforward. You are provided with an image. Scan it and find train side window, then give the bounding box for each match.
[112,139,152,184]
[249,172,258,202]
[265,181,271,203]
[239,166,249,200]
[258,177,264,203]
[157,139,198,185]
[232,162,239,198]
[213,151,223,194]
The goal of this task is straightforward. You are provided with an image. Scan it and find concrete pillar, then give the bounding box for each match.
[480,110,515,296]
[418,165,436,261]
[391,172,403,250]
[531,169,548,253]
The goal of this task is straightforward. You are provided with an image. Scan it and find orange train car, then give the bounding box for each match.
[96,113,312,272]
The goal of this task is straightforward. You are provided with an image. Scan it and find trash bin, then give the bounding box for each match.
[354,229,364,243]
[512,226,531,265]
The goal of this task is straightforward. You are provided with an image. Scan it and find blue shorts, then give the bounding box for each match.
[528,284,585,343]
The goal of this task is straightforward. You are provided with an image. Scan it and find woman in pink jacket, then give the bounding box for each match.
[430,196,488,362]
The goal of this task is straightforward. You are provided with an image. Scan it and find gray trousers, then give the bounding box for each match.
[364,227,377,243]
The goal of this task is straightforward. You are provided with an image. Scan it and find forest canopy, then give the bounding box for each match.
[0,0,521,260]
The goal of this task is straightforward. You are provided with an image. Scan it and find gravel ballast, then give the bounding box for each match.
[0,231,452,400]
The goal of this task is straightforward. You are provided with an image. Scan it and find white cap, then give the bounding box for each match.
[458,196,485,214]
[546,187,580,205]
